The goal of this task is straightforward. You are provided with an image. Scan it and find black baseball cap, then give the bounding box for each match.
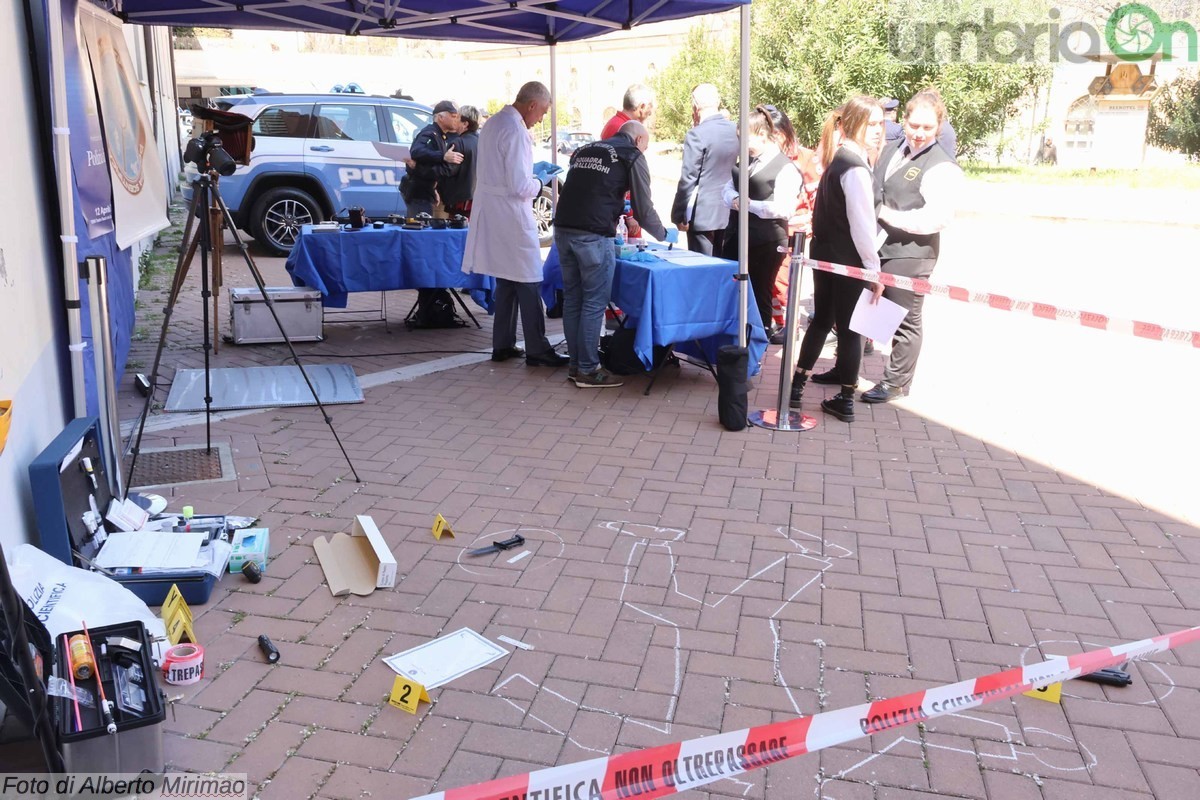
[432,100,458,115]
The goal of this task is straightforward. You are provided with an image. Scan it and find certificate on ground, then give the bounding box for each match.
[383,628,508,689]
[849,288,908,343]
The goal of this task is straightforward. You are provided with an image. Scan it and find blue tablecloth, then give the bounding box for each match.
[285,225,494,311]
[542,244,767,376]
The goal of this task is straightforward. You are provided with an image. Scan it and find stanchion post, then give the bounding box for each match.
[775,232,806,417]
[749,232,816,432]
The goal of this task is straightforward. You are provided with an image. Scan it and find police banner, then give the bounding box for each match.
[78,3,168,250]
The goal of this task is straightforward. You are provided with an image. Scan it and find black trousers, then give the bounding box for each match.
[796,269,867,385]
[880,257,937,388]
[493,278,553,357]
[687,229,724,257]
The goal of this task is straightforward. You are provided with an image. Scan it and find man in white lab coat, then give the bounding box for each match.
[463,81,567,367]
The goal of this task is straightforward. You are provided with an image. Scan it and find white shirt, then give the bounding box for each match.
[720,143,802,221]
[837,140,881,273]
[879,141,964,236]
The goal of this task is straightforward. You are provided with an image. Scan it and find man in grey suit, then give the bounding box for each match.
[671,84,738,256]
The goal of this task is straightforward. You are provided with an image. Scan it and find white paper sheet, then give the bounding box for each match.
[93,532,206,570]
[383,628,508,689]
[651,249,730,266]
[849,289,908,343]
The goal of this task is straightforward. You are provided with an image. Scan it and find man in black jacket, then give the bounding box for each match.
[440,105,479,217]
[554,120,668,388]
[405,100,463,217]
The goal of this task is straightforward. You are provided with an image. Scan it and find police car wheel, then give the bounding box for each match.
[533,187,554,247]
[251,187,322,256]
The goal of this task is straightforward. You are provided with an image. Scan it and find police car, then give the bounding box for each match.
[184,93,558,256]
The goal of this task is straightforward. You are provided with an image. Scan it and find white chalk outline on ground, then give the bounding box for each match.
[453,527,566,576]
[820,716,1098,800]
[816,636,1180,796]
[490,520,854,798]
[1019,638,1177,706]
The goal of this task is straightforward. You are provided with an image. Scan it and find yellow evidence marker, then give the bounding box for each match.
[1023,682,1062,703]
[432,513,455,540]
[389,675,431,714]
[162,584,196,645]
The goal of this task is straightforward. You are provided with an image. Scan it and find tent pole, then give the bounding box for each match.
[550,41,559,208]
[47,0,88,417]
[737,3,750,349]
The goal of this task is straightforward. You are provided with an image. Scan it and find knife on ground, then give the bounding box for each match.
[467,534,526,556]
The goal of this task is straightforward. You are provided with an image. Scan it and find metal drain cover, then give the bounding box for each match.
[124,443,236,490]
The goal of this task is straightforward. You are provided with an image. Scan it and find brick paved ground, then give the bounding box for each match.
[111,210,1200,800]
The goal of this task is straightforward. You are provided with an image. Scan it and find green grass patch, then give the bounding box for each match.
[962,163,1200,189]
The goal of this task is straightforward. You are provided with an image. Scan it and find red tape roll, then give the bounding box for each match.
[162,643,204,686]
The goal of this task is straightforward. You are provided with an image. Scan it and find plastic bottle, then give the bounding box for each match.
[182,505,194,532]
[615,215,627,246]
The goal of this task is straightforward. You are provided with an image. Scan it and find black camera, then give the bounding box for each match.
[184,132,237,177]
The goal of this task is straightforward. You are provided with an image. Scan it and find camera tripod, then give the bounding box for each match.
[125,167,360,492]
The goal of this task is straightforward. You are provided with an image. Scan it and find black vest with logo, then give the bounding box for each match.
[874,140,953,260]
[810,147,881,269]
[554,133,643,236]
[726,151,791,248]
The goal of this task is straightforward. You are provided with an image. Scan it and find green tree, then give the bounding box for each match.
[651,26,739,144]
[653,0,1050,157]
[1148,70,1200,161]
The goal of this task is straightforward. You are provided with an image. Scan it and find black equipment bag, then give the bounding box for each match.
[409,289,464,329]
[601,327,669,375]
[716,345,749,431]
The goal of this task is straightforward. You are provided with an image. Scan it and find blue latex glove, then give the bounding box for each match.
[663,227,680,245]
[532,160,564,177]
[626,249,658,262]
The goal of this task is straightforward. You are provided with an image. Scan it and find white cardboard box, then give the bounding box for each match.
[313,515,396,596]
[354,515,396,589]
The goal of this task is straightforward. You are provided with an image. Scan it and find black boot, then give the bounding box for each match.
[789,371,807,409]
[821,386,856,422]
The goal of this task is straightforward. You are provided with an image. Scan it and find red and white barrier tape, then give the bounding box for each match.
[803,257,1200,349]
[410,624,1200,800]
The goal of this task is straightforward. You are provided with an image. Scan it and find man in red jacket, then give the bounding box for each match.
[600,84,656,140]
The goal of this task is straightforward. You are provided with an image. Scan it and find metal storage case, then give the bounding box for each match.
[229,286,324,344]
[56,621,165,773]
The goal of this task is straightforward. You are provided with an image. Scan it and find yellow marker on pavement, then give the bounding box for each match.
[389,675,431,714]
[1023,682,1062,703]
[432,513,455,540]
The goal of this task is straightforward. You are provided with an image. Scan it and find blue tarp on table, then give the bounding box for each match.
[542,244,767,376]
[285,225,494,311]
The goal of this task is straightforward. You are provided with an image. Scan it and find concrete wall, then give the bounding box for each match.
[1,10,179,553]
[0,1,71,552]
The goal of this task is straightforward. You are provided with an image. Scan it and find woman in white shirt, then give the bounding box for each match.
[719,105,803,335]
[790,96,885,423]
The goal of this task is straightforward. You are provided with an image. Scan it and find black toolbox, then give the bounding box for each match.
[29,417,219,605]
[54,621,165,772]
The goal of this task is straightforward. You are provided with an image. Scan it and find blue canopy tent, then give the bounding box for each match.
[112,0,747,42]
[46,0,757,432]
